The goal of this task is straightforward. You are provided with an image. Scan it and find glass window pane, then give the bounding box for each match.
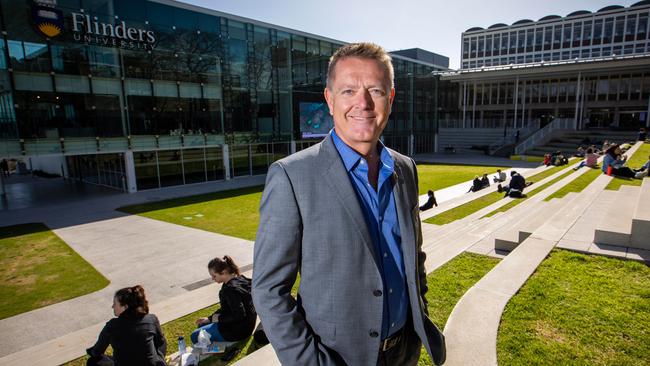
[206,146,224,181]
[135,151,159,190]
[183,148,206,184]
[230,144,250,177]
[158,149,183,187]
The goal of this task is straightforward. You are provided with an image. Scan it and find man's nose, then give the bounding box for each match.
[354,89,374,109]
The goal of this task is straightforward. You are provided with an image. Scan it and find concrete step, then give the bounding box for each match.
[630,178,650,250]
[593,185,640,247]
[494,199,565,251]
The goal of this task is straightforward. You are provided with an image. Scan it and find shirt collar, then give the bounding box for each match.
[330,129,394,173]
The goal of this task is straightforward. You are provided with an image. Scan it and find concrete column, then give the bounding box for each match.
[123,150,137,193]
[646,95,650,128]
[462,82,467,128]
[290,140,296,154]
[574,72,582,130]
[513,76,519,129]
[223,144,231,180]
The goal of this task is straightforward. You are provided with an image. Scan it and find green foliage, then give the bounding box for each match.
[118,186,264,241]
[416,163,508,195]
[498,249,650,365]
[0,223,109,320]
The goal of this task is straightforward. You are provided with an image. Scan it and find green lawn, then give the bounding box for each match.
[118,186,264,241]
[425,162,574,225]
[497,249,650,365]
[544,167,602,201]
[605,143,650,191]
[0,223,109,320]
[416,163,508,195]
[482,169,574,217]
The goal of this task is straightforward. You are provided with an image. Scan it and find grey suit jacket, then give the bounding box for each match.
[253,134,445,365]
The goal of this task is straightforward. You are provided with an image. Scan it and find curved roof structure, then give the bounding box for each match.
[465,27,484,32]
[631,0,650,6]
[539,15,561,21]
[512,19,534,25]
[567,10,592,16]
[598,5,624,12]
[488,23,508,29]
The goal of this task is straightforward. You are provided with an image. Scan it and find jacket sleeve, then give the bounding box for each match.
[253,162,341,366]
[86,320,112,357]
[152,315,167,362]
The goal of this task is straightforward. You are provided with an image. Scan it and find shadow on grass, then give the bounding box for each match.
[118,186,264,215]
[0,222,49,240]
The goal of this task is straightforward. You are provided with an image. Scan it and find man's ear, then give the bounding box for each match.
[324,87,334,115]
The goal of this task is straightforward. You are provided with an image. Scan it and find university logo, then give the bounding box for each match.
[31,1,64,39]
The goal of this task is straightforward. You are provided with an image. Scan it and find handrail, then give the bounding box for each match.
[513,118,574,155]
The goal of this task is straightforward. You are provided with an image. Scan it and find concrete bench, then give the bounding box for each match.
[630,178,650,250]
[593,185,640,247]
[494,199,564,251]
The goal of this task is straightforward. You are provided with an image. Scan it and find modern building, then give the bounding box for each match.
[0,0,446,192]
[461,1,650,69]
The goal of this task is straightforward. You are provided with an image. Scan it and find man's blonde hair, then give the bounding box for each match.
[326,42,394,90]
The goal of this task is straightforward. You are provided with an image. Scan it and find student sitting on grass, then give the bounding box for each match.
[191,256,256,346]
[419,190,438,211]
[497,171,527,198]
[480,173,490,188]
[602,144,635,178]
[573,147,599,170]
[467,175,483,193]
[87,285,167,366]
[543,154,552,166]
[493,169,507,183]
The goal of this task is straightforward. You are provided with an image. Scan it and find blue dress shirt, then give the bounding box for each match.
[331,129,408,339]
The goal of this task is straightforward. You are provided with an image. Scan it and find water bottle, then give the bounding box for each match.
[178,336,186,355]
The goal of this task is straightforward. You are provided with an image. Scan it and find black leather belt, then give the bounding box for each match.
[380,329,404,352]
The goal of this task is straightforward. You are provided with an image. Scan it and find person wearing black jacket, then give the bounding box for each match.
[87,285,167,366]
[191,255,256,344]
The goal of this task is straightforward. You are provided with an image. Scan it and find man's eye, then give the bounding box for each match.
[341,89,353,95]
[370,89,385,96]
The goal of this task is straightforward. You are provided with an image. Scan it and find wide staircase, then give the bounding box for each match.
[438,128,511,154]
[525,129,638,156]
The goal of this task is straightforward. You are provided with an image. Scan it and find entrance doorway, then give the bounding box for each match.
[619,110,647,130]
[586,109,613,129]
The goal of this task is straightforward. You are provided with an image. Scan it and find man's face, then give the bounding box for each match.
[324,57,395,153]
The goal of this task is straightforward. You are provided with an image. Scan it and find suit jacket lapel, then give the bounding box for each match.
[319,135,379,265]
[391,156,416,274]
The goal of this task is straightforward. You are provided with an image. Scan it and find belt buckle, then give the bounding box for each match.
[381,334,400,352]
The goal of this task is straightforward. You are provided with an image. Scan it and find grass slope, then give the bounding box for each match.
[544,167,601,201]
[119,186,264,241]
[425,162,573,225]
[416,163,508,195]
[0,223,109,320]
[605,143,650,191]
[497,249,650,365]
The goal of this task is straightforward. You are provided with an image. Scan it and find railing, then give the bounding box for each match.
[514,118,574,155]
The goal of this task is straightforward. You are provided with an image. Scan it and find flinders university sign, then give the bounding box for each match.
[31,0,156,51]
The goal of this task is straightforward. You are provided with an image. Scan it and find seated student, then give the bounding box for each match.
[602,144,635,178]
[493,169,507,183]
[191,256,256,345]
[573,147,599,170]
[552,151,568,166]
[480,173,490,188]
[497,171,526,198]
[87,286,167,366]
[638,127,647,142]
[467,175,483,193]
[634,154,650,179]
[419,190,438,211]
[575,146,585,158]
[543,154,552,166]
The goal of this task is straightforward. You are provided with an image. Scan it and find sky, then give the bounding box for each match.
[181,0,640,68]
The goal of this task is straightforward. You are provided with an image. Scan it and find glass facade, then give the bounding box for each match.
[0,0,443,191]
[461,4,650,69]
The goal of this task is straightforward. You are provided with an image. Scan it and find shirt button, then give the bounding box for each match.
[384,252,388,258]
[379,215,383,221]
[373,290,382,297]
[389,288,393,294]
[369,330,379,338]
[391,322,395,328]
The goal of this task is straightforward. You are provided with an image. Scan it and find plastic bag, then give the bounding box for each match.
[195,329,211,349]
[180,352,198,366]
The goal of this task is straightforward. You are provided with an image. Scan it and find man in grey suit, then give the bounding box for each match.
[253,42,445,365]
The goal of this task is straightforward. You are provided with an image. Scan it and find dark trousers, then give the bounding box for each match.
[376,318,421,366]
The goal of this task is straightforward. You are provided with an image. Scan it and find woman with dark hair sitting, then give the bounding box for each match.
[602,144,635,178]
[191,255,256,345]
[87,285,167,366]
